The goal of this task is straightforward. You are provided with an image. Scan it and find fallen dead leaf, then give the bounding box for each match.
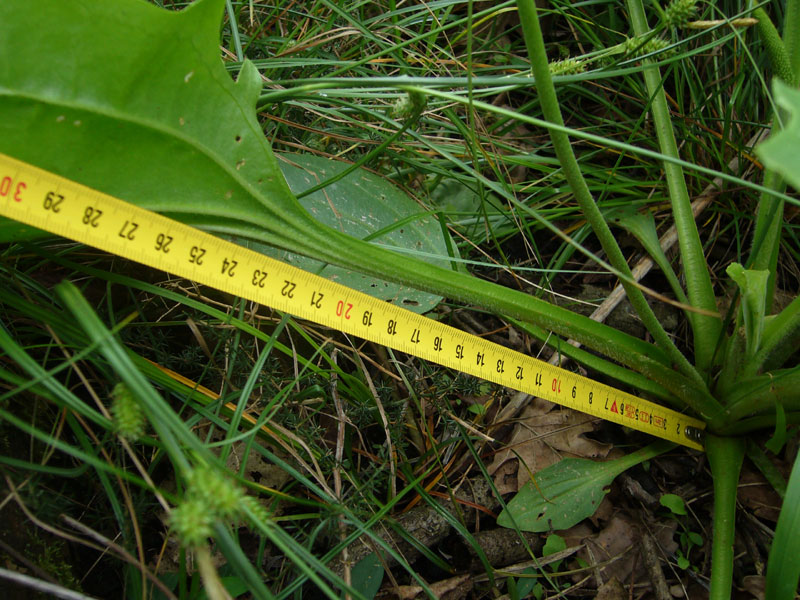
[742,574,766,600]
[562,513,678,587]
[595,577,627,600]
[379,574,472,600]
[737,468,782,522]
[488,398,612,493]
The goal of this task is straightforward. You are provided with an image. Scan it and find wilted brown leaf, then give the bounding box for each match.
[561,513,678,587]
[738,468,782,522]
[595,577,627,600]
[487,398,613,493]
[379,574,472,600]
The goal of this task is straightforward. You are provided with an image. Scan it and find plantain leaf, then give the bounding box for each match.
[265,154,453,311]
[0,0,451,310]
[0,0,305,245]
[497,441,671,532]
[496,458,619,532]
[350,553,384,600]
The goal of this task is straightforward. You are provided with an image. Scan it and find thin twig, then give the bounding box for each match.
[640,533,672,600]
[353,350,398,499]
[0,538,60,584]
[60,515,179,600]
[0,567,100,600]
[330,350,352,598]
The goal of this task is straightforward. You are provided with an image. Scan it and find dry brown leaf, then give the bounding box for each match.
[742,575,766,600]
[738,468,782,522]
[581,514,639,584]
[225,441,292,491]
[561,513,678,586]
[595,577,627,600]
[488,398,612,492]
[379,574,472,600]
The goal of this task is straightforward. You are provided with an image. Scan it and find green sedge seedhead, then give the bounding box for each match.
[240,495,271,526]
[391,90,426,119]
[169,498,213,549]
[623,36,674,58]
[549,57,587,76]
[187,466,245,520]
[170,466,270,548]
[664,0,698,28]
[111,382,146,441]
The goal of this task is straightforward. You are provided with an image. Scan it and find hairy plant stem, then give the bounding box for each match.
[705,435,745,600]
[281,220,727,417]
[720,367,800,423]
[748,168,785,313]
[626,0,722,373]
[514,0,707,391]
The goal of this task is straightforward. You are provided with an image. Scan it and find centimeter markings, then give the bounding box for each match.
[0,152,706,450]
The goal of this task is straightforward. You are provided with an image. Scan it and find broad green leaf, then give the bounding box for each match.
[758,81,800,191]
[268,154,452,311]
[0,0,343,266]
[541,533,566,558]
[350,552,384,600]
[0,0,448,300]
[659,493,687,516]
[0,0,440,289]
[496,458,618,532]
[510,568,539,599]
[497,441,670,532]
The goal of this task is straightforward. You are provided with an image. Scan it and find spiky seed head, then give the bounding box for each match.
[169,498,213,549]
[624,36,674,58]
[391,91,426,118]
[111,382,146,441]
[240,495,270,526]
[187,467,245,520]
[664,0,698,28]
[549,57,587,76]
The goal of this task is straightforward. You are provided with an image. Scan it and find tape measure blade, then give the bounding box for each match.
[0,152,705,450]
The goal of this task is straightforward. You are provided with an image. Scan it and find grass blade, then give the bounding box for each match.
[765,449,800,598]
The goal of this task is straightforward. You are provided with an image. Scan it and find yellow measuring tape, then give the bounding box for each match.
[0,152,705,450]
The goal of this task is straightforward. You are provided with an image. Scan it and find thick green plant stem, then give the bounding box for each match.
[705,435,745,600]
[626,0,722,373]
[301,223,727,417]
[515,0,707,390]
